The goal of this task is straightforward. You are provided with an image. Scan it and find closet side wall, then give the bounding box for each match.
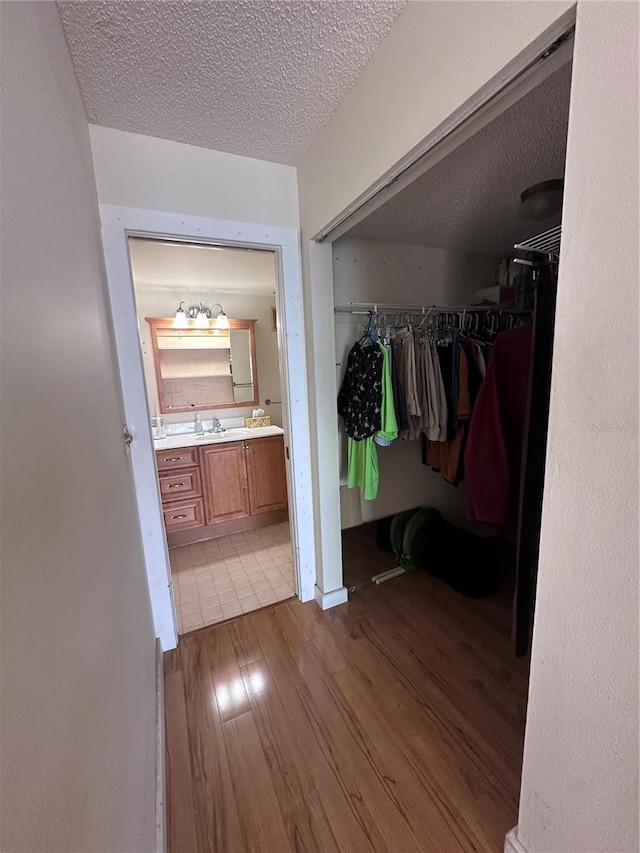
[516,4,639,852]
[333,236,495,527]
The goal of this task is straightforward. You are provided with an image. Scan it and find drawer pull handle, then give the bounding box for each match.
[167,483,185,488]
[170,513,188,520]
[163,456,183,462]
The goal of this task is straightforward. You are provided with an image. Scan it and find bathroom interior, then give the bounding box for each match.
[128,237,295,634]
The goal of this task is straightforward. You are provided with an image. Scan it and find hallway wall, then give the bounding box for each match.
[0,4,157,852]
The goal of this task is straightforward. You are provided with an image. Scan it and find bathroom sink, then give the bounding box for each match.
[197,428,251,439]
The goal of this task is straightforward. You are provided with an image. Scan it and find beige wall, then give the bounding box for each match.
[90,125,300,229]
[0,4,157,852]
[298,0,573,237]
[135,287,283,427]
[516,3,639,851]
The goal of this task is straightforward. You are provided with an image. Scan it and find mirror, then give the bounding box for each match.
[146,318,258,413]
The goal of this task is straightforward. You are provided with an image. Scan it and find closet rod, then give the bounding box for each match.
[334,302,532,316]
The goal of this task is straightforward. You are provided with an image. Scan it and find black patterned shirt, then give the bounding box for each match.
[337,341,384,440]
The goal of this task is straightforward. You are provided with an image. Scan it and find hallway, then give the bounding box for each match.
[164,567,529,852]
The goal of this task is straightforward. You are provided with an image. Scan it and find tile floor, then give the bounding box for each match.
[170,522,295,634]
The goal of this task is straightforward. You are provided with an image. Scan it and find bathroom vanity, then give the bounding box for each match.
[155,426,288,547]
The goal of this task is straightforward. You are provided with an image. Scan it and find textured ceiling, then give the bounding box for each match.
[348,62,573,257]
[128,238,277,297]
[57,0,406,165]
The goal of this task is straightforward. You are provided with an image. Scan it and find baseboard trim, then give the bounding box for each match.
[155,639,167,853]
[314,585,349,610]
[505,827,527,853]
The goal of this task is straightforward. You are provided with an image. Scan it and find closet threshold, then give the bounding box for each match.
[372,566,406,584]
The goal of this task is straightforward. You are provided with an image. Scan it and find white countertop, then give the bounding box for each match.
[153,424,284,451]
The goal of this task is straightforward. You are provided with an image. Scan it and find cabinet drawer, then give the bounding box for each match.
[159,467,201,503]
[156,447,199,471]
[162,498,205,532]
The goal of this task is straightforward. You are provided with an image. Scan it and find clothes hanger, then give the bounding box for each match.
[358,310,378,346]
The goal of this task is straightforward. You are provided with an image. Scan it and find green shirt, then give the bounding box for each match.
[346,342,397,500]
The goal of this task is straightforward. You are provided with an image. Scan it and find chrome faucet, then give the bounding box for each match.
[212,418,224,433]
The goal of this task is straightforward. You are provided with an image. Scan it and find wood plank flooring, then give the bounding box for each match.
[164,559,529,853]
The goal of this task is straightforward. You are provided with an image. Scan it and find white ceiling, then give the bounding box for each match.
[348,62,573,257]
[128,238,277,297]
[57,0,406,166]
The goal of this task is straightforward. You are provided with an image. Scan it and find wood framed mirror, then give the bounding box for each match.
[146,317,259,413]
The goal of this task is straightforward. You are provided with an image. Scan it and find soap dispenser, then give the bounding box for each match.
[194,413,204,436]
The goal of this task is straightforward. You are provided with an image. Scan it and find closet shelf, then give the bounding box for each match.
[514,225,561,259]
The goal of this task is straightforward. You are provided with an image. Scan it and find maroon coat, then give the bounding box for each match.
[464,324,533,531]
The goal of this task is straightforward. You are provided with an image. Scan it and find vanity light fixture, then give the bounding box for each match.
[177,302,231,330]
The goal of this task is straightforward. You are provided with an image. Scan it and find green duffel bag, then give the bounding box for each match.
[401,507,445,571]
[389,508,421,564]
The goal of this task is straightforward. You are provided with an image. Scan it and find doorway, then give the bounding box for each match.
[98,208,315,650]
[126,237,295,634]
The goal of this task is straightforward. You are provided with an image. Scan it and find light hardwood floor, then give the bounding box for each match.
[164,560,529,852]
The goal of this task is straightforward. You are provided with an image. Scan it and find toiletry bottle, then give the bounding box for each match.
[194,413,204,436]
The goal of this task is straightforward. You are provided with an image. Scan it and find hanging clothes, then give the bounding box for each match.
[436,329,460,440]
[391,337,409,432]
[337,340,383,440]
[425,337,448,441]
[374,342,399,448]
[464,323,533,530]
[424,344,472,485]
[341,340,397,501]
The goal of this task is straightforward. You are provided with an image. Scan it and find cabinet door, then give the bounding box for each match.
[201,443,250,524]
[245,436,288,515]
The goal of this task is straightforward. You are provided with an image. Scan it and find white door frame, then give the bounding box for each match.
[98,204,315,651]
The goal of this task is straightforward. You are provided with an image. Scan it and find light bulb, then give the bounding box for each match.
[173,302,188,328]
[214,310,230,330]
[195,304,209,328]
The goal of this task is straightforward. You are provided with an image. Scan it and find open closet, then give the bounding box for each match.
[334,55,571,657]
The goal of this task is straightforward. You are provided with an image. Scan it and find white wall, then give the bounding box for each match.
[135,286,283,427]
[516,4,639,851]
[0,4,156,853]
[333,236,495,527]
[90,125,300,229]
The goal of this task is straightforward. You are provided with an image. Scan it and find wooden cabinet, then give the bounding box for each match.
[246,436,288,514]
[201,436,287,523]
[157,435,288,547]
[200,443,250,523]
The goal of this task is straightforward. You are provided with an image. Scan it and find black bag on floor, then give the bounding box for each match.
[428,523,500,598]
